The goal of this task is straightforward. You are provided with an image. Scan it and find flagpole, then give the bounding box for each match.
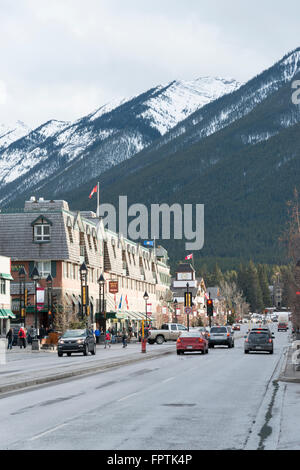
[97,181,100,218]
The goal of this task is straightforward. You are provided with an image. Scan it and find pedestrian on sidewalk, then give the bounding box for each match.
[95,327,100,344]
[18,327,26,349]
[122,328,127,348]
[104,330,111,349]
[6,328,13,350]
[111,326,116,344]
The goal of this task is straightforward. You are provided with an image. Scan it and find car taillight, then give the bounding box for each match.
[269,339,272,343]
[177,338,181,343]
[245,339,248,343]
[207,333,210,337]
[199,338,204,343]
[227,333,230,337]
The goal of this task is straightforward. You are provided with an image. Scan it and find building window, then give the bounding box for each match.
[36,261,51,278]
[0,279,6,295]
[34,224,50,242]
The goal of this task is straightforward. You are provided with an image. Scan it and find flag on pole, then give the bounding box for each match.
[185,254,193,261]
[118,295,123,310]
[125,295,129,310]
[89,185,98,199]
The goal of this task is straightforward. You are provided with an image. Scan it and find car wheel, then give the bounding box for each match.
[67,352,71,357]
[177,350,181,355]
[148,339,155,345]
[156,335,164,345]
[245,350,249,354]
[83,344,88,356]
[270,350,273,355]
[232,342,235,348]
[58,352,63,357]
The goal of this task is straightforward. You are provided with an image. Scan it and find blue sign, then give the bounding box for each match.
[143,241,154,247]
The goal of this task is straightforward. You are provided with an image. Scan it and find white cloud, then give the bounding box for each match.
[0,0,299,127]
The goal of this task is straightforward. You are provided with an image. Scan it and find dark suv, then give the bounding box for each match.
[58,329,96,357]
[208,326,234,348]
[244,330,274,354]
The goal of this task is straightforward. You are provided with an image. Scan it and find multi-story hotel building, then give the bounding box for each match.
[0,197,171,332]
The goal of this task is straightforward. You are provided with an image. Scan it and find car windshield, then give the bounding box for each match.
[210,327,227,333]
[62,329,86,338]
[180,331,202,337]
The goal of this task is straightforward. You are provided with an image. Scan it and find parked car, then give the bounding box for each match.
[177,331,208,355]
[244,329,274,354]
[57,329,96,357]
[208,326,235,348]
[148,323,188,344]
[233,324,240,331]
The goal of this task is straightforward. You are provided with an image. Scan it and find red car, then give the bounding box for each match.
[176,331,208,355]
[233,324,240,331]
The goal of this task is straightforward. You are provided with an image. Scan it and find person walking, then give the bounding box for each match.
[104,330,111,349]
[111,326,116,344]
[27,326,34,345]
[6,328,13,350]
[95,327,100,344]
[122,328,127,348]
[18,327,26,349]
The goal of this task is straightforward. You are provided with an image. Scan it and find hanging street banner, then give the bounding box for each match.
[109,281,119,294]
[36,287,45,311]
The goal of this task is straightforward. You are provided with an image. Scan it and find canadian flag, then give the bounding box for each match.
[185,254,193,260]
[125,295,129,310]
[89,185,98,199]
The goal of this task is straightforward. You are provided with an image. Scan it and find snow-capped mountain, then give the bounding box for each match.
[0,121,31,151]
[0,76,240,206]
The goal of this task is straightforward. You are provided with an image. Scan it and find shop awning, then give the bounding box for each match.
[0,273,13,281]
[0,309,16,319]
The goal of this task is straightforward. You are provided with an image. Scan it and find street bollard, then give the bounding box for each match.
[141,337,147,353]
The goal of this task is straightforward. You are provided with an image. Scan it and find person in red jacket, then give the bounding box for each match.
[18,327,26,349]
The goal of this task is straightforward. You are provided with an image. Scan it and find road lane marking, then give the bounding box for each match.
[29,423,67,441]
[162,377,175,384]
[117,392,139,402]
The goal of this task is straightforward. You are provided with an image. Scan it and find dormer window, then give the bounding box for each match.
[31,215,52,243]
[34,224,50,241]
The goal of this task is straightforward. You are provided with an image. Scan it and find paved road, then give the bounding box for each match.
[0,325,298,450]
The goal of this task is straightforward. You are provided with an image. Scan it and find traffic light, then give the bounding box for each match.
[184,292,192,307]
[207,299,214,317]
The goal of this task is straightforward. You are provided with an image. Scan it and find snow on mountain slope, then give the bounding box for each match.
[0,75,240,202]
[0,121,31,150]
[139,77,241,135]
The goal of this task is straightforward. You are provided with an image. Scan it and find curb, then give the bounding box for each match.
[0,348,174,395]
[277,341,300,383]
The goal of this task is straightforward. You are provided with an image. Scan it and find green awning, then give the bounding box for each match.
[0,273,13,281]
[0,309,8,319]
[0,309,16,319]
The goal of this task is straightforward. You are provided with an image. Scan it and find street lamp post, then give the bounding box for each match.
[142,291,149,353]
[173,299,178,323]
[80,263,89,327]
[98,274,105,334]
[18,267,26,327]
[186,282,190,331]
[30,266,40,336]
[46,274,53,329]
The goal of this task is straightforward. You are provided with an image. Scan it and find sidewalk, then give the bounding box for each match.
[0,342,175,395]
[278,338,300,383]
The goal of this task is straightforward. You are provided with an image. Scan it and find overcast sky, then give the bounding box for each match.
[1,0,299,128]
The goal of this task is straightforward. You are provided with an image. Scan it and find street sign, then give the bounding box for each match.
[109,281,119,294]
[184,307,192,315]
